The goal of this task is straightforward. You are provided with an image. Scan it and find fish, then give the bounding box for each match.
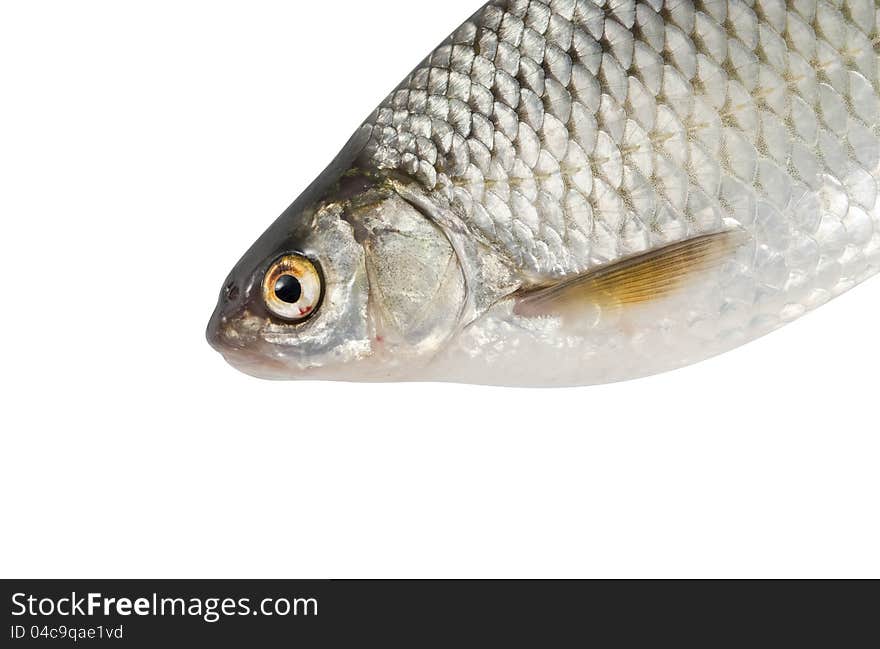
[207,0,880,386]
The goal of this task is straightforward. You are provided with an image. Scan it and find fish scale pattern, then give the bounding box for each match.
[361,0,880,313]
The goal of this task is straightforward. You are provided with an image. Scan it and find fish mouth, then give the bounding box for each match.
[206,302,241,354]
[206,304,275,376]
[206,303,344,380]
[206,313,296,380]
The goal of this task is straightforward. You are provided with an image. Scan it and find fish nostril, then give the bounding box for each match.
[224,282,240,302]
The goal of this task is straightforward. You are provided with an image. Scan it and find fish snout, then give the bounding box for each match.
[206,276,250,354]
[206,304,239,355]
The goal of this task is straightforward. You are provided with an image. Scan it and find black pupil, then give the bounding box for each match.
[274,275,302,304]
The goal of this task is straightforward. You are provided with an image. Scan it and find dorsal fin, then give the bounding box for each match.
[515,230,747,318]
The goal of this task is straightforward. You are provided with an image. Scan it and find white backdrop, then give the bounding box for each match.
[2,0,878,578]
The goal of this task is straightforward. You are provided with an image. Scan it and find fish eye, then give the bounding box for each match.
[262,254,323,322]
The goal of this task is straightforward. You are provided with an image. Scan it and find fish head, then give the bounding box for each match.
[207,166,468,381]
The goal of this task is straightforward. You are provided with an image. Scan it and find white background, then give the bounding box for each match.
[1,1,878,579]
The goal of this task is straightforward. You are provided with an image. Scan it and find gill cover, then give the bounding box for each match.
[345,191,467,355]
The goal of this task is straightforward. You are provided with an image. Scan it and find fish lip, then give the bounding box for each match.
[206,300,252,355]
[206,301,240,354]
[206,314,291,378]
[206,304,224,352]
[206,302,308,378]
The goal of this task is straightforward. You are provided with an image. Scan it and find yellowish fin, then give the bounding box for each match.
[515,230,748,318]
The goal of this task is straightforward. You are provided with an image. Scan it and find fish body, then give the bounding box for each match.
[208,0,880,386]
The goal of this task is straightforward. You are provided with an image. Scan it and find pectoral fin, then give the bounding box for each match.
[515,230,747,318]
